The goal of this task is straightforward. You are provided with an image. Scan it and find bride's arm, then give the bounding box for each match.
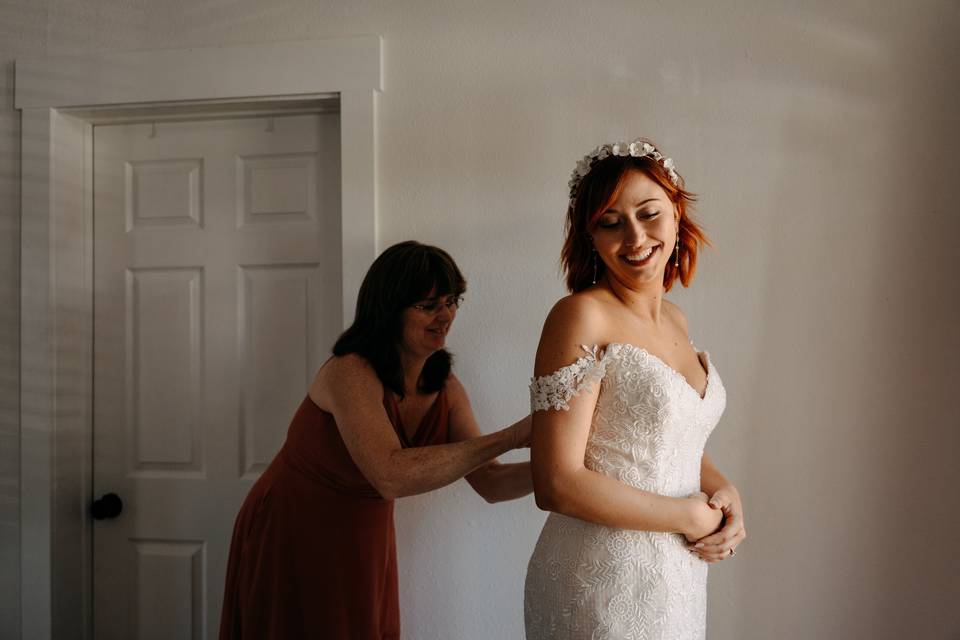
[531,296,721,539]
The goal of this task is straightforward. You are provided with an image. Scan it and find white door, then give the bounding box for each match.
[92,113,342,639]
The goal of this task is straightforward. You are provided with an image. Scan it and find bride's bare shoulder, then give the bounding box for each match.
[544,290,608,326]
[662,298,691,337]
[536,291,610,375]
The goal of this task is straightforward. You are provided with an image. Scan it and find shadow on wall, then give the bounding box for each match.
[741,9,960,640]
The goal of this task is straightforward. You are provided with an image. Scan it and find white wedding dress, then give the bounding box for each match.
[524,343,726,640]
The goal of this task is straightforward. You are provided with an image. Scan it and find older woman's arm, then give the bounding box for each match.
[444,375,533,503]
[691,454,746,562]
[312,354,528,500]
[465,461,533,503]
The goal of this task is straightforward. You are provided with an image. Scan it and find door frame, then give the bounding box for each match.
[16,36,381,640]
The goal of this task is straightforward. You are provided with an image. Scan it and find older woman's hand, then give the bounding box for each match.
[509,415,533,448]
[689,485,745,563]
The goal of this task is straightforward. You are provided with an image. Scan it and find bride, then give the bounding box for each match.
[524,139,746,639]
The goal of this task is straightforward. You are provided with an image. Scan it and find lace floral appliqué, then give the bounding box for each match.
[524,342,726,640]
[529,345,608,412]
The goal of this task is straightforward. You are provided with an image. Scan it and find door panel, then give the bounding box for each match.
[93,113,341,639]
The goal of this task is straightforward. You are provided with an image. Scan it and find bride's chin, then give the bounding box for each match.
[609,267,665,288]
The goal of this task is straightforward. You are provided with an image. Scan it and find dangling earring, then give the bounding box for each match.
[674,231,680,268]
[592,248,598,284]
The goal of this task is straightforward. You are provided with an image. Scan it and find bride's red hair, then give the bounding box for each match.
[561,150,709,293]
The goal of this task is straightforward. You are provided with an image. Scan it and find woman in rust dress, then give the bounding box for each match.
[219,241,533,639]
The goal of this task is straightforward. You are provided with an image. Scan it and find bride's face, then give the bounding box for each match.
[591,170,678,289]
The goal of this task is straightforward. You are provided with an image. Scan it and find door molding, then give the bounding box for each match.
[16,36,381,640]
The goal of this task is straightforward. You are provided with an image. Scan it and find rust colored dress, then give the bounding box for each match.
[219,386,449,640]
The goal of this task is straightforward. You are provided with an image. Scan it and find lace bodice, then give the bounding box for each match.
[524,343,726,640]
[530,343,724,496]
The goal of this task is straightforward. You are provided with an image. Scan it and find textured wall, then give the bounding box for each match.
[3,1,959,638]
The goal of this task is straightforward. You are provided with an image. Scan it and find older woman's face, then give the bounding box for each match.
[591,169,678,289]
[398,290,459,359]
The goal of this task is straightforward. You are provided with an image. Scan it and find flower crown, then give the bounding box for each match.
[568,139,681,203]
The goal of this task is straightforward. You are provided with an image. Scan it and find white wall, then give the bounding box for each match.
[3,1,959,639]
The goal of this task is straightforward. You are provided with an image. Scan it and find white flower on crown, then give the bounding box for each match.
[576,157,592,178]
[568,137,682,203]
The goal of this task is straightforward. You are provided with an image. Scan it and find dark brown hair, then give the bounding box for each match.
[332,241,466,398]
[561,146,709,292]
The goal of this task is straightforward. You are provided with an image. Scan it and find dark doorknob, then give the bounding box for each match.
[90,493,123,520]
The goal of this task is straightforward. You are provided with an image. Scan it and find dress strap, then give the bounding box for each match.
[381,389,410,447]
[529,345,607,412]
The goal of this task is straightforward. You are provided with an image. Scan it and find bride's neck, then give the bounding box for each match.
[604,276,665,326]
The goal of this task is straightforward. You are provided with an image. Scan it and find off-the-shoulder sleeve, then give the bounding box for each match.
[529,345,607,412]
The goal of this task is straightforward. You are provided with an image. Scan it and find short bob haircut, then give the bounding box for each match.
[561,143,709,293]
[333,240,467,398]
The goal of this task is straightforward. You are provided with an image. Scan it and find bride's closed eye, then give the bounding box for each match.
[597,214,621,228]
[597,211,659,229]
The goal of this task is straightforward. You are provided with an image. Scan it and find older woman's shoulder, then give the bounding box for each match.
[322,351,370,373]
[442,372,470,407]
[314,353,383,397]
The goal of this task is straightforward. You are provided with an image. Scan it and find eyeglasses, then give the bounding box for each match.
[411,295,464,314]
